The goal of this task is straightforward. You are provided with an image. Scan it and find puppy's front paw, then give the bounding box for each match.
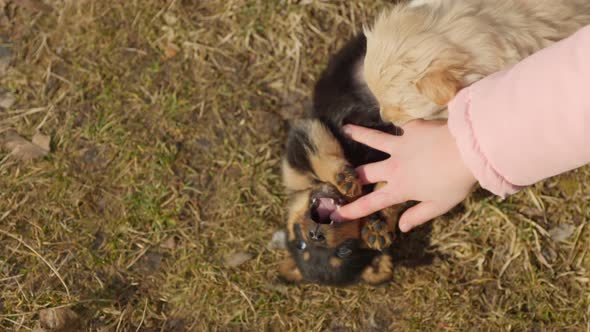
[362,217,395,251]
[335,165,361,198]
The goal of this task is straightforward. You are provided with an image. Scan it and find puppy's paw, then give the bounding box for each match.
[361,254,393,286]
[335,165,361,198]
[362,217,395,251]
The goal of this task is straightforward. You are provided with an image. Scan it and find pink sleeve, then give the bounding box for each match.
[448,25,590,198]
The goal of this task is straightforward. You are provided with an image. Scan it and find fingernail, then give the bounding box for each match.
[399,222,410,233]
[330,211,341,222]
[330,211,345,223]
[342,125,352,137]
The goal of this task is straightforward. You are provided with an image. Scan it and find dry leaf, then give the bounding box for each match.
[160,236,177,250]
[549,224,576,243]
[35,307,81,332]
[164,42,180,59]
[224,251,253,268]
[163,12,178,25]
[32,132,51,151]
[1,130,50,161]
[0,89,15,109]
[13,0,53,13]
[558,178,580,196]
[267,230,287,250]
[267,80,284,91]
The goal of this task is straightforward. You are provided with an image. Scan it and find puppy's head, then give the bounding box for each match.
[363,6,471,125]
[279,184,393,286]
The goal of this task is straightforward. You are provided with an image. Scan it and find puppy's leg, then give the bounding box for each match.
[361,182,403,251]
[285,119,361,198]
[282,120,316,193]
[282,159,313,193]
[361,254,393,286]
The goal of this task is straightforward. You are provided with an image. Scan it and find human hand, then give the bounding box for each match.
[331,120,477,232]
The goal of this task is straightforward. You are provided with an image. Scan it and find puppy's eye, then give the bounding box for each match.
[296,241,307,250]
[336,247,352,258]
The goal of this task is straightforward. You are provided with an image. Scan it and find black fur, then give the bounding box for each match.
[312,34,399,167]
[286,124,316,175]
[286,34,399,177]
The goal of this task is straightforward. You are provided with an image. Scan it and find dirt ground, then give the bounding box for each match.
[0,0,588,331]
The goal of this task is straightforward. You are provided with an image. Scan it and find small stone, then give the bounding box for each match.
[37,307,81,331]
[160,236,177,250]
[224,251,254,268]
[549,224,576,243]
[163,12,178,25]
[268,230,287,250]
[0,89,15,109]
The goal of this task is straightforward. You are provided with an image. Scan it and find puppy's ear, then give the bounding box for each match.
[361,254,393,286]
[415,50,470,106]
[278,257,303,283]
[416,69,463,106]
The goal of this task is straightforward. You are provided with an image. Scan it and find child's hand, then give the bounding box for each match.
[331,120,477,232]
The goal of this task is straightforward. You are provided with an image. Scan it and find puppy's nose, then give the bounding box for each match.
[309,226,325,242]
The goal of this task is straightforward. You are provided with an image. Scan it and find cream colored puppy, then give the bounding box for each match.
[364,0,590,125]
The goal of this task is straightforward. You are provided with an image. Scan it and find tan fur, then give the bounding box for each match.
[329,257,343,268]
[286,191,311,241]
[361,255,394,285]
[374,182,403,232]
[282,120,356,196]
[380,207,402,236]
[307,121,345,159]
[305,121,351,191]
[281,120,344,193]
[325,222,361,248]
[309,155,346,187]
[364,0,590,125]
[282,159,313,192]
[415,69,463,106]
[278,257,303,282]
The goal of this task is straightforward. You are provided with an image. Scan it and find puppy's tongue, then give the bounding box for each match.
[316,197,338,220]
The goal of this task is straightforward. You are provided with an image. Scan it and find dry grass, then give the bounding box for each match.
[0,0,588,330]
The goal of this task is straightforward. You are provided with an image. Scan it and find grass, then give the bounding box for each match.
[0,0,589,330]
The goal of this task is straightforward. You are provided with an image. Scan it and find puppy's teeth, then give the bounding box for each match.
[312,198,317,204]
[329,198,335,205]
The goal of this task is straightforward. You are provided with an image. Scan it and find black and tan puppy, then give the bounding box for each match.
[279,34,408,286]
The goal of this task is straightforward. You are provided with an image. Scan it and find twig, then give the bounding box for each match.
[135,299,148,332]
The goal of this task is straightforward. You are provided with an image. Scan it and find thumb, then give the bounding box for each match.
[398,201,453,232]
[331,187,403,221]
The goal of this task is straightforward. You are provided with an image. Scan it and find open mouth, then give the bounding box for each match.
[310,196,343,225]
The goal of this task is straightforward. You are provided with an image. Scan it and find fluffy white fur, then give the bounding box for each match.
[364,0,590,125]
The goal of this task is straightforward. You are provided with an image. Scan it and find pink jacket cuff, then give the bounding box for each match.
[448,25,590,198]
[448,90,522,198]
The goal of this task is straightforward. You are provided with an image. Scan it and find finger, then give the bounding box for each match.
[355,160,389,185]
[331,188,404,221]
[401,119,445,131]
[343,124,397,154]
[398,201,453,232]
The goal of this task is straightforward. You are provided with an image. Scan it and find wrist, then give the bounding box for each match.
[448,90,520,198]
